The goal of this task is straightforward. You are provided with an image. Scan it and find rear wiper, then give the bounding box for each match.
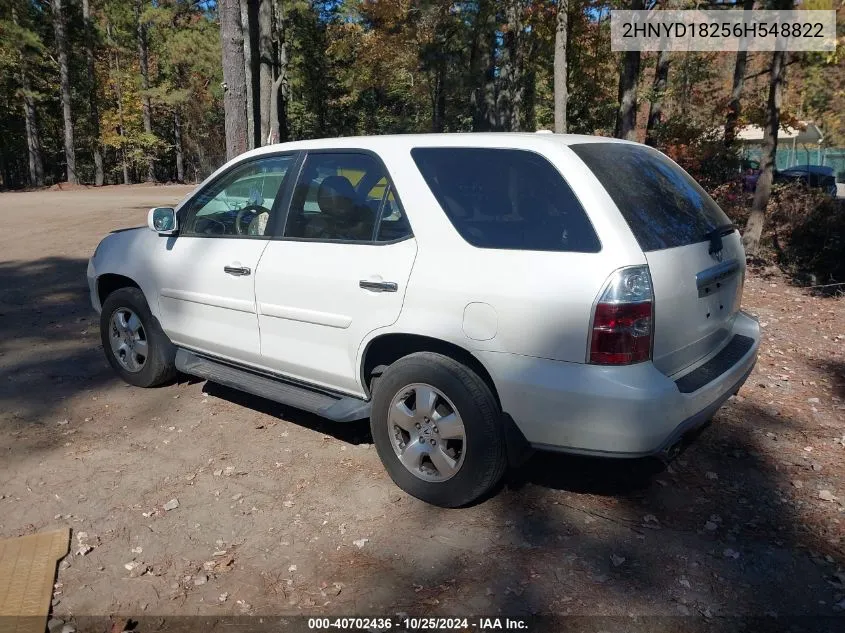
[704,223,736,255]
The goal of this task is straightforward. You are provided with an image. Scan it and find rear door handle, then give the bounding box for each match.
[224,265,251,276]
[359,280,398,292]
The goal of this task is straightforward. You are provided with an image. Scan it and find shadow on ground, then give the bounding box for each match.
[0,257,116,420]
[203,379,845,630]
[813,359,845,400]
[201,381,372,446]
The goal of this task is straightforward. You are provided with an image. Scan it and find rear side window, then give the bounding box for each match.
[570,143,731,252]
[283,152,386,242]
[411,148,600,253]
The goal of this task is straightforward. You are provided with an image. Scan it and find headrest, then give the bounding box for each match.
[317,176,357,219]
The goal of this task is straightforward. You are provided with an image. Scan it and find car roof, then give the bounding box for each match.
[236,132,636,161]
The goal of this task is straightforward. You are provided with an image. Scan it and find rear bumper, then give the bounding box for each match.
[479,311,760,457]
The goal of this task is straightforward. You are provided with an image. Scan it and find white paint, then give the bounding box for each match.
[87,132,759,454]
[462,302,498,341]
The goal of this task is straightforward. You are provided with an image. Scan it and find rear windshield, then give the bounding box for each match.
[411,148,601,253]
[569,143,731,252]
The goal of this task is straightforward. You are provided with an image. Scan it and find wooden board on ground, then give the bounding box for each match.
[0,529,70,633]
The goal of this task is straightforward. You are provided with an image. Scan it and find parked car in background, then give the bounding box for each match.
[87,133,760,507]
[774,164,838,197]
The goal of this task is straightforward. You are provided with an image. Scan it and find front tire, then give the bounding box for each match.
[100,287,176,388]
[370,352,507,507]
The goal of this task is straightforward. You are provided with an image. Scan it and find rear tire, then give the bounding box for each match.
[100,287,176,388]
[370,352,507,507]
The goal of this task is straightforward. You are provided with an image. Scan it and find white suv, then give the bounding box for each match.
[88,133,760,507]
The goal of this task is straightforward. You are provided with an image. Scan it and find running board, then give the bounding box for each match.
[175,349,371,422]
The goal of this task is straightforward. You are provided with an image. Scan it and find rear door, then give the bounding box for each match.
[254,151,417,395]
[571,143,744,376]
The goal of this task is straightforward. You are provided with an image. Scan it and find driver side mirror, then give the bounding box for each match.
[148,207,178,235]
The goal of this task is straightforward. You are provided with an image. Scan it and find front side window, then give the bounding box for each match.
[411,147,600,252]
[182,155,294,237]
[283,153,393,242]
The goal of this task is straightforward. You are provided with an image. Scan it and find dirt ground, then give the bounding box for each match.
[1,184,844,629]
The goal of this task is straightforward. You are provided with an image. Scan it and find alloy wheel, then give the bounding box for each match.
[387,383,466,482]
[108,308,148,373]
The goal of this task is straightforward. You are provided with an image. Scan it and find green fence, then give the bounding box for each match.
[741,146,845,181]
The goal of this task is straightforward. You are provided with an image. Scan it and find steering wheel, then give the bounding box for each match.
[235,204,272,236]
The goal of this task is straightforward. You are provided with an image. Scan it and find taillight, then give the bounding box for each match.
[589,266,653,365]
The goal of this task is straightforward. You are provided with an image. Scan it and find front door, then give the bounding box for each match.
[255,151,417,395]
[156,154,297,366]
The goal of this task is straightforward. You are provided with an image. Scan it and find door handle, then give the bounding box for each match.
[359,280,398,292]
[224,265,251,276]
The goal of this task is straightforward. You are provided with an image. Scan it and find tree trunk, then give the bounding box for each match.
[82,0,104,185]
[107,22,130,184]
[174,109,184,183]
[266,1,288,146]
[0,150,7,189]
[271,0,288,144]
[267,74,284,144]
[220,0,249,159]
[615,49,642,140]
[470,0,497,132]
[499,0,524,131]
[523,67,536,132]
[22,89,44,187]
[241,0,260,149]
[52,0,77,184]
[553,0,568,133]
[724,0,755,146]
[432,62,446,133]
[614,0,643,141]
[743,49,786,257]
[258,0,273,144]
[724,49,748,146]
[241,0,254,149]
[468,3,482,130]
[135,1,155,182]
[12,5,44,187]
[644,49,670,147]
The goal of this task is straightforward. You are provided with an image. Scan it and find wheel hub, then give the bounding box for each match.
[387,383,466,483]
[108,307,148,374]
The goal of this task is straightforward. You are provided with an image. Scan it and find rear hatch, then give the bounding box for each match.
[571,142,744,376]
